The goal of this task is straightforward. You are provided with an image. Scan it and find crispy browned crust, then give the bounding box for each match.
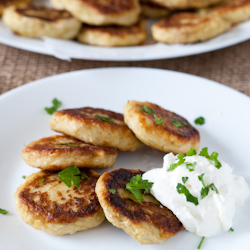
[212,0,250,11]
[15,6,72,21]
[157,12,213,28]
[18,169,101,224]
[101,168,184,236]
[23,135,118,156]
[80,0,137,14]
[136,102,199,142]
[81,20,144,36]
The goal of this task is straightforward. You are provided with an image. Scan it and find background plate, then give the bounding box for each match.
[0,18,250,61]
[0,67,250,250]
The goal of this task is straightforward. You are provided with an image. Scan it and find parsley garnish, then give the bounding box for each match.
[153,114,165,125]
[176,183,199,206]
[57,143,80,147]
[186,146,197,156]
[198,237,205,249]
[58,166,87,188]
[109,189,116,194]
[172,118,188,128]
[81,172,88,180]
[198,173,219,199]
[229,227,234,232]
[45,98,62,115]
[199,147,222,169]
[96,114,113,123]
[141,106,155,114]
[186,162,197,172]
[168,153,185,171]
[22,175,26,179]
[126,175,154,202]
[39,178,45,185]
[182,177,189,184]
[195,117,205,125]
[0,208,9,215]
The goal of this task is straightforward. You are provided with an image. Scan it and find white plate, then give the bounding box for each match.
[0,18,250,61]
[0,67,250,250]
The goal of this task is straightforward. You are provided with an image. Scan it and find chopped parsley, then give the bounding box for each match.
[186,146,197,156]
[126,175,153,202]
[186,162,197,172]
[229,227,234,232]
[199,147,222,169]
[168,153,185,171]
[58,166,87,188]
[195,117,205,125]
[45,98,62,115]
[22,175,26,179]
[0,208,9,215]
[198,237,205,249]
[198,173,219,199]
[172,118,188,128]
[39,178,45,185]
[154,114,165,125]
[176,183,199,206]
[96,114,113,123]
[141,106,155,114]
[57,142,80,147]
[109,189,116,194]
[182,177,189,184]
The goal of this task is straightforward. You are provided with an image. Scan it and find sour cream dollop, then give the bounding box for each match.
[142,153,249,237]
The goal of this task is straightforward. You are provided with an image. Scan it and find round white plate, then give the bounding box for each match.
[0,18,250,61]
[0,68,250,250]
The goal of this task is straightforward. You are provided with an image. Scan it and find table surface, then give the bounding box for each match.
[0,40,250,97]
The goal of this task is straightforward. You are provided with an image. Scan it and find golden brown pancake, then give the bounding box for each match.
[140,0,170,18]
[77,20,146,46]
[2,6,81,39]
[202,0,250,24]
[22,135,118,170]
[14,169,105,235]
[152,12,231,43]
[123,100,200,154]
[96,168,184,244]
[54,0,141,26]
[49,107,143,151]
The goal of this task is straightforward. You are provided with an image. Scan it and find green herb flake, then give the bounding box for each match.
[229,227,234,232]
[39,178,45,185]
[172,118,188,128]
[58,165,81,188]
[198,173,219,199]
[81,173,88,180]
[176,183,199,206]
[96,114,113,123]
[109,189,116,194]
[45,98,62,115]
[168,153,185,171]
[198,237,205,249]
[195,117,205,125]
[154,114,165,125]
[0,208,9,215]
[186,146,197,156]
[22,175,26,179]
[126,175,154,202]
[141,106,155,114]
[182,177,189,184]
[57,143,80,147]
[186,162,197,172]
[199,147,222,169]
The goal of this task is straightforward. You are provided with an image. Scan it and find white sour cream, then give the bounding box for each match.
[142,153,249,237]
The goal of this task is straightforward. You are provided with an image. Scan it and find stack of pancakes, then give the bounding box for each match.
[16,101,200,243]
[1,0,250,45]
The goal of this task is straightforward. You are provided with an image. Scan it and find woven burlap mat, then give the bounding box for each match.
[0,40,250,96]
